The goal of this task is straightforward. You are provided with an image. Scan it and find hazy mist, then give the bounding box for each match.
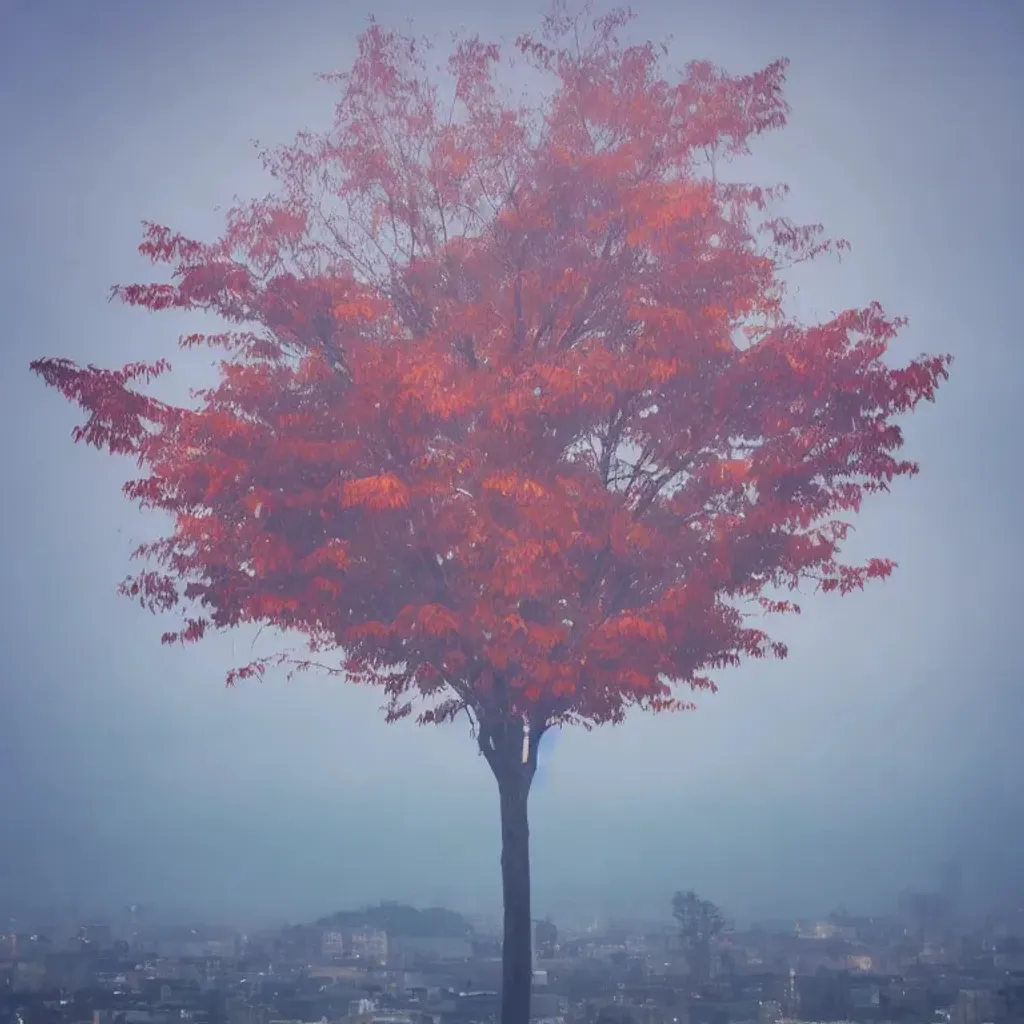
[1,0,1021,928]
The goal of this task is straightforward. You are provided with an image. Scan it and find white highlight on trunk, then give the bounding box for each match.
[521,718,530,764]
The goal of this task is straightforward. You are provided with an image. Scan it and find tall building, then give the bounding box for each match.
[940,861,964,921]
[534,918,557,959]
[783,968,801,1021]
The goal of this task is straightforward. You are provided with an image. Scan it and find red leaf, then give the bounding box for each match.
[29,6,948,749]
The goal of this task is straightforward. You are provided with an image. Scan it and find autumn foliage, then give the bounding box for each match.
[32,8,949,735]
[34,0,946,844]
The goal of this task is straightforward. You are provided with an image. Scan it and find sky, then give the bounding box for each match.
[0,0,1022,930]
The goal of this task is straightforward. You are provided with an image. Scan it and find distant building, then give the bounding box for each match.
[79,923,113,949]
[534,918,558,959]
[782,968,800,1020]
[951,988,998,1024]
[387,934,472,964]
[322,929,346,958]
[350,928,388,963]
[940,860,964,921]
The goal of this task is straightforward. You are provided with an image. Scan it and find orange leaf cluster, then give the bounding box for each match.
[30,7,949,739]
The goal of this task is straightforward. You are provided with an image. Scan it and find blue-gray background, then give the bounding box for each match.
[1,0,1020,927]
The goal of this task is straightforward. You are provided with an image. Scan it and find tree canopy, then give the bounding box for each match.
[672,889,725,983]
[31,5,949,753]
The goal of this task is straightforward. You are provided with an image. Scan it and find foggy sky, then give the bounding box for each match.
[1,0,1021,929]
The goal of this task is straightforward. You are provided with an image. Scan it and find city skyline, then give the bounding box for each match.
[0,859,982,936]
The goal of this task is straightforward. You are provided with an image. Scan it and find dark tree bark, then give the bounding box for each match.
[478,713,545,1024]
[497,765,532,1024]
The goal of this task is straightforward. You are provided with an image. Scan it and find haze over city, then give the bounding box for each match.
[1,0,1022,939]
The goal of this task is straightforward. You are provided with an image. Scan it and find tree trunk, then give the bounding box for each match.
[479,716,542,1024]
[497,768,532,1024]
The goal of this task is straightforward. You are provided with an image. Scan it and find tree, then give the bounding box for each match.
[672,890,725,985]
[29,6,950,1024]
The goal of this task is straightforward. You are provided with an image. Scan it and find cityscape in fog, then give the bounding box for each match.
[6,860,1024,1024]
[0,862,1003,937]
[2,0,1023,1023]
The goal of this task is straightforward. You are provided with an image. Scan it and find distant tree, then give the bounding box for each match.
[30,5,949,1024]
[672,890,724,984]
